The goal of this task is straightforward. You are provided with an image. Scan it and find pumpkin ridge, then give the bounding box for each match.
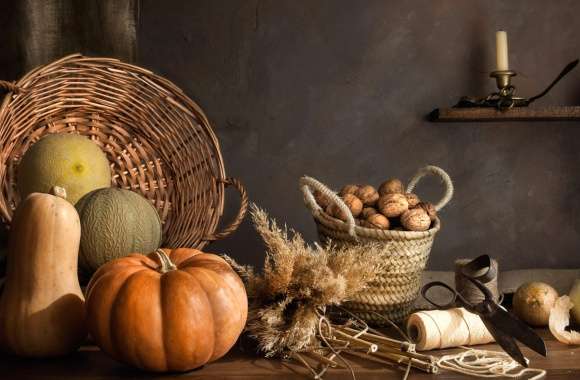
[179,256,247,336]
[87,266,148,303]
[119,254,160,271]
[223,273,247,343]
[107,269,147,365]
[178,254,231,272]
[180,266,244,361]
[89,267,149,359]
[90,255,158,286]
[159,271,169,371]
[168,248,201,266]
[162,270,215,369]
[129,270,165,371]
[180,267,225,360]
[218,269,247,337]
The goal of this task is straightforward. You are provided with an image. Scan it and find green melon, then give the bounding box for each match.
[75,188,162,273]
[18,134,111,205]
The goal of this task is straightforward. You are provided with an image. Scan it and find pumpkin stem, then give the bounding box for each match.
[154,249,177,273]
[49,186,67,199]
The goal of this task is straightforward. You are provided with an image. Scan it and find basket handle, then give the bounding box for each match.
[406,165,454,212]
[0,81,21,94]
[299,176,357,237]
[205,177,249,242]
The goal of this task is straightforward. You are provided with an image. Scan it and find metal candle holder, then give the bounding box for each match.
[490,70,516,91]
[455,59,579,110]
[487,70,524,109]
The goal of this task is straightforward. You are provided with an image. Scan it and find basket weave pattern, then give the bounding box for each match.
[301,166,453,324]
[0,54,247,248]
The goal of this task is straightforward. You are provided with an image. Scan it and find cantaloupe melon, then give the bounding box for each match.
[75,188,162,273]
[18,134,111,205]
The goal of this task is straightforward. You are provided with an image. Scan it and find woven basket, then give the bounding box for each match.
[300,166,453,324]
[0,54,248,249]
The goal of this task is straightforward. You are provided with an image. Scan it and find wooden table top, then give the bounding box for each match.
[0,329,577,379]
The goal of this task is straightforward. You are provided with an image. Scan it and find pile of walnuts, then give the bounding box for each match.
[315,179,437,232]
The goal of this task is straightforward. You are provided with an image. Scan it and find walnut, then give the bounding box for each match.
[401,208,431,231]
[343,194,363,217]
[361,207,378,219]
[327,193,363,221]
[365,213,390,229]
[325,203,347,221]
[378,193,409,218]
[355,185,379,206]
[313,190,331,209]
[414,202,437,221]
[339,184,359,197]
[405,193,420,208]
[378,178,404,195]
[342,194,363,218]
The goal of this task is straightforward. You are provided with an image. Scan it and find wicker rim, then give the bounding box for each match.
[300,165,453,240]
[0,54,247,247]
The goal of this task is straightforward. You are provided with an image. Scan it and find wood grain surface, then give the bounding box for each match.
[0,330,577,379]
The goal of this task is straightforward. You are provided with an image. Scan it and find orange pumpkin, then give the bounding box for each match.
[85,248,248,372]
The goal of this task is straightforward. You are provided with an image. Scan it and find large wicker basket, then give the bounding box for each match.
[300,166,453,324]
[0,54,247,249]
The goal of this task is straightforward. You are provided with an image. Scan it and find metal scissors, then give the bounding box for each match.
[421,255,547,367]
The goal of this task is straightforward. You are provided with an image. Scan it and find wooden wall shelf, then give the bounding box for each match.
[429,106,580,122]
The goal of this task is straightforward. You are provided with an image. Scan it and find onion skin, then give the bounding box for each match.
[569,279,580,323]
[513,282,558,327]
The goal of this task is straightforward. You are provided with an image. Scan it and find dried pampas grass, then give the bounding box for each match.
[229,204,390,357]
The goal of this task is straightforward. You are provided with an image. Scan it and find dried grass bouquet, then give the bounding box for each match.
[226,204,389,357]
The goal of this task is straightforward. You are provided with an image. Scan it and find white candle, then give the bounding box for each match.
[496,31,509,71]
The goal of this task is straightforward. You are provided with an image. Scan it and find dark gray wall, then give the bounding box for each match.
[138,0,580,270]
[2,1,580,270]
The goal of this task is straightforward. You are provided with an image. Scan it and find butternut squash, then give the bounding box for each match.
[0,187,87,356]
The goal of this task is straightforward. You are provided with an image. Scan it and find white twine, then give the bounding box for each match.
[407,308,495,350]
[437,348,546,379]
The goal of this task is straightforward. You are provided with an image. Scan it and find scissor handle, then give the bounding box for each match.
[421,281,466,309]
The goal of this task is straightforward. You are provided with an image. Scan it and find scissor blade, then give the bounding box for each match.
[484,304,547,357]
[484,321,529,368]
